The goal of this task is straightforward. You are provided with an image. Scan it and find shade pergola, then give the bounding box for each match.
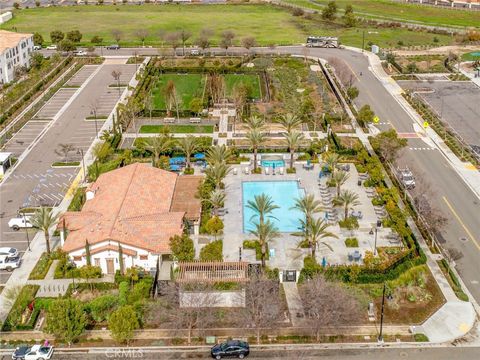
[176,261,250,283]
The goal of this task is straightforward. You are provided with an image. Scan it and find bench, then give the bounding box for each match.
[189,118,201,124]
[164,118,175,124]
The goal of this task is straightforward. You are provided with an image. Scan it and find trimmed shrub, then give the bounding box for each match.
[344,237,359,247]
[200,240,223,261]
[86,295,118,322]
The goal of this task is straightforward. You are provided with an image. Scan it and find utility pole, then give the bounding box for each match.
[378,283,386,343]
[22,211,31,251]
[374,226,378,256]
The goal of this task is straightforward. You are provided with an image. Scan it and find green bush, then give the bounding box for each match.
[344,237,359,247]
[2,285,39,331]
[243,240,268,261]
[338,216,359,230]
[86,295,118,322]
[183,167,194,175]
[414,333,429,342]
[200,240,223,261]
[169,234,195,261]
[127,278,153,304]
[29,252,53,280]
[67,187,86,211]
[119,282,129,306]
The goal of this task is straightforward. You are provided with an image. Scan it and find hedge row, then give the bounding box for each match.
[1,285,39,331]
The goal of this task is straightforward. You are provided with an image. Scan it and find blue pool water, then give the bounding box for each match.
[261,159,285,168]
[242,181,305,233]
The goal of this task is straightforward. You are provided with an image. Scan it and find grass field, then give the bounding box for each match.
[224,74,262,99]
[139,125,214,134]
[0,4,455,49]
[152,74,205,110]
[462,51,480,61]
[283,0,480,28]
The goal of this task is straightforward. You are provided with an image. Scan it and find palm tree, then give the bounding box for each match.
[245,115,264,130]
[277,113,302,133]
[335,190,360,219]
[246,127,265,173]
[178,136,198,169]
[332,170,349,196]
[284,131,304,170]
[291,194,323,252]
[30,207,60,254]
[202,189,226,216]
[145,134,174,168]
[205,162,231,189]
[324,152,340,177]
[308,218,338,258]
[206,145,233,165]
[246,193,279,226]
[249,220,279,268]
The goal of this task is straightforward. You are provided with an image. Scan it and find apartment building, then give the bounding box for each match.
[0,29,34,84]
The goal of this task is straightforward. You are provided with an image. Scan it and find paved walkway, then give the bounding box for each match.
[282,282,305,327]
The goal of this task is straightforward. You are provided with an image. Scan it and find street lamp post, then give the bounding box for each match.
[90,109,98,138]
[378,283,386,343]
[22,211,31,251]
[77,148,86,183]
[374,226,378,256]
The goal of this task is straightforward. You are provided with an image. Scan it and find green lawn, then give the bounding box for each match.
[0,4,459,49]
[462,51,480,61]
[283,0,480,28]
[139,125,214,134]
[152,74,205,110]
[224,74,262,100]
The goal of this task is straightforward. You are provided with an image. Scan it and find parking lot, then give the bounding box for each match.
[33,88,77,120]
[2,121,49,157]
[398,80,480,155]
[66,65,99,87]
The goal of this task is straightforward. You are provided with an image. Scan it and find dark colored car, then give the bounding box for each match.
[211,340,249,359]
[106,44,120,50]
[12,346,31,360]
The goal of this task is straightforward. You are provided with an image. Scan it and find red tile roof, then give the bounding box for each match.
[61,163,187,254]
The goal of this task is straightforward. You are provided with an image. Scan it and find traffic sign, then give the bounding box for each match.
[423,121,429,128]
[373,116,380,124]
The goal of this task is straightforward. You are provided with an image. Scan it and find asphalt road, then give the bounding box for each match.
[1,345,479,360]
[0,61,136,284]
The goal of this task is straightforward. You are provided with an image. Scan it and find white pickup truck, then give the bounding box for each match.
[8,215,33,231]
[0,255,21,271]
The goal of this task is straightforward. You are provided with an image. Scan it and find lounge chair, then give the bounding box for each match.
[233,168,238,175]
[244,167,250,175]
[265,167,269,175]
[279,167,284,175]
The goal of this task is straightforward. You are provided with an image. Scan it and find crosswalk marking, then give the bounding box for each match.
[408,147,436,151]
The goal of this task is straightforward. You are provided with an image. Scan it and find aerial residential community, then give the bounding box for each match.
[0,1,479,359]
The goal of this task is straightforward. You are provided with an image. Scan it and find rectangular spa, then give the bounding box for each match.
[242,181,305,233]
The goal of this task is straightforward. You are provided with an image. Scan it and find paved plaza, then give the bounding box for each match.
[221,156,404,270]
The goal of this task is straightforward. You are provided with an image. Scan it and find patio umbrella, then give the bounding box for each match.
[194,153,205,160]
[321,257,327,268]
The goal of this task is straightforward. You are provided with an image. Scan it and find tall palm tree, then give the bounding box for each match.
[291,194,323,252]
[246,127,265,173]
[30,207,60,254]
[145,134,174,168]
[324,152,340,177]
[246,193,279,226]
[249,219,279,268]
[283,131,304,170]
[205,162,231,189]
[308,218,338,258]
[245,115,264,130]
[277,113,302,133]
[178,136,198,169]
[206,145,233,165]
[202,189,226,216]
[335,190,361,219]
[332,170,349,196]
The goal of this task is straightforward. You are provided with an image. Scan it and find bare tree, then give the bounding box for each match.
[135,29,149,47]
[328,57,355,88]
[165,32,181,56]
[111,69,122,97]
[161,283,219,345]
[111,29,123,44]
[220,30,236,55]
[55,143,75,162]
[196,36,211,55]
[179,29,192,56]
[207,73,225,104]
[241,36,256,54]
[164,80,181,119]
[237,274,283,344]
[300,275,362,341]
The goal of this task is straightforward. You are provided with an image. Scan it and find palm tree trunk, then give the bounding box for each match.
[261,241,266,268]
[44,230,51,254]
[253,147,258,172]
[290,149,294,170]
[344,206,348,220]
[311,240,316,259]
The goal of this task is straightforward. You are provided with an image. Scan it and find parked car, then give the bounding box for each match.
[8,216,33,231]
[0,247,18,258]
[0,255,21,272]
[23,345,54,360]
[211,340,249,359]
[106,44,120,50]
[190,49,200,56]
[33,45,42,51]
[45,45,57,50]
[12,346,31,360]
[397,166,415,190]
[74,50,87,56]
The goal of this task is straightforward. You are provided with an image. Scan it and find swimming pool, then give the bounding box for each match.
[261,159,285,168]
[242,181,305,233]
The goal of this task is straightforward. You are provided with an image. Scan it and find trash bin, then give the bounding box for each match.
[377,220,382,227]
[358,180,362,186]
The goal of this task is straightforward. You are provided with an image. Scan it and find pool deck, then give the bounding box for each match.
[222,162,405,271]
